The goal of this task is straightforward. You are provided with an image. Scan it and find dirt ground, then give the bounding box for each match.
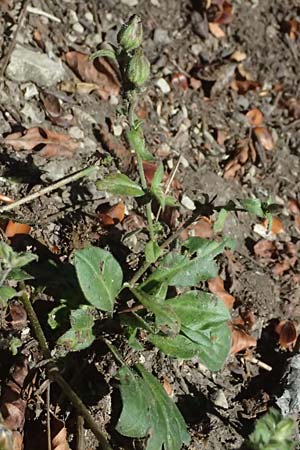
[1,0,300,449]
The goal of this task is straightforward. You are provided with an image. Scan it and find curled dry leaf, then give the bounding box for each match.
[287,19,300,40]
[51,417,71,450]
[0,357,29,450]
[253,239,276,259]
[231,79,260,94]
[272,257,297,277]
[5,220,31,238]
[230,324,257,354]
[4,127,79,158]
[207,0,234,24]
[284,97,300,119]
[65,51,120,100]
[288,198,300,230]
[275,320,298,351]
[208,276,235,309]
[224,139,255,178]
[253,126,274,151]
[98,202,126,226]
[262,217,284,234]
[208,22,225,38]
[40,92,75,128]
[6,304,27,330]
[230,50,247,62]
[179,216,213,241]
[246,108,264,127]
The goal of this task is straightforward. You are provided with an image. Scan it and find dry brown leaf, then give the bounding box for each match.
[189,77,202,90]
[179,216,213,241]
[284,97,300,119]
[230,325,257,354]
[231,79,260,94]
[207,0,234,24]
[262,216,284,234]
[99,202,125,226]
[162,378,174,397]
[208,276,235,309]
[272,257,297,277]
[230,50,247,62]
[246,108,264,127]
[51,418,71,450]
[208,22,225,38]
[287,19,300,40]
[275,320,298,351]
[5,220,31,238]
[4,127,79,158]
[253,239,276,259]
[6,304,27,330]
[0,194,14,204]
[60,80,101,95]
[253,126,274,151]
[224,139,254,178]
[288,198,300,230]
[65,51,120,100]
[122,214,146,232]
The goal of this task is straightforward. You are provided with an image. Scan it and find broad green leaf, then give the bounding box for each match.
[57,307,95,351]
[142,251,218,290]
[48,301,68,330]
[127,328,145,350]
[144,240,162,264]
[127,126,153,161]
[0,286,17,307]
[90,48,117,60]
[240,198,265,217]
[149,291,231,371]
[0,241,37,270]
[116,364,190,450]
[7,268,33,281]
[9,337,22,355]
[151,163,164,190]
[74,246,123,311]
[131,288,181,336]
[213,208,228,233]
[183,236,235,257]
[96,173,144,197]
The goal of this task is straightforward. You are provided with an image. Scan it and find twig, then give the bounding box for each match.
[0,0,31,78]
[47,384,51,450]
[27,6,61,23]
[0,165,98,214]
[91,0,103,40]
[77,415,85,450]
[243,355,272,372]
[19,284,112,450]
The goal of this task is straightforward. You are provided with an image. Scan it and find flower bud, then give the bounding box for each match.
[117,15,143,52]
[127,49,150,87]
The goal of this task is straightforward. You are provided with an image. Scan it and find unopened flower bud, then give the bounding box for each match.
[117,15,143,52]
[127,49,150,87]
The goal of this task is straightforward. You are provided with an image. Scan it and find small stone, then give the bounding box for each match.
[22,82,39,99]
[84,11,94,23]
[179,155,189,168]
[191,43,203,56]
[151,0,160,4]
[211,390,229,409]
[21,103,45,124]
[72,22,84,34]
[69,126,84,140]
[155,77,171,94]
[121,0,138,5]
[153,28,170,46]
[6,46,66,87]
[113,124,123,137]
[181,195,196,211]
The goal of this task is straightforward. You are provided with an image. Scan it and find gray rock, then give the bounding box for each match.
[153,28,170,46]
[6,46,66,87]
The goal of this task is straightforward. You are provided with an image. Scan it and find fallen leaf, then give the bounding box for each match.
[5,220,31,238]
[40,92,61,117]
[60,80,101,95]
[208,276,235,309]
[253,126,274,151]
[122,214,146,232]
[208,22,225,38]
[272,257,297,277]
[171,72,189,91]
[230,50,247,62]
[162,378,174,397]
[6,304,27,330]
[287,19,300,40]
[189,77,202,90]
[231,79,260,94]
[224,139,255,178]
[230,325,257,354]
[288,198,300,229]
[179,217,213,241]
[98,202,126,226]
[4,127,79,158]
[275,320,298,351]
[207,0,234,24]
[262,217,284,234]
[246,108,264,127]
[284,97,300,119]
[253,239,276,259]
[51,417,71,450]
[0,194,14,204]
[65,51,120,100]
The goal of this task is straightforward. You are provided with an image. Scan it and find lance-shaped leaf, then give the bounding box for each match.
[74,246,123,311]
[57,307,95,351]
[127,126,153,161]
[149,291,231,371]
[96,173,145,197]
[116,364,190,450]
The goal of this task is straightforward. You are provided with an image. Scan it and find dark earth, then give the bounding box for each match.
[1,0,300,449]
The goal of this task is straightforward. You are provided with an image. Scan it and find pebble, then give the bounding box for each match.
[151,0,160,4]
[21,103,45,124]
[113,124,123,137]
[22,82,39,100]
[6,45,66,87]
[84,11,94,23]
[191,43,203,56]
[69,126,84,140]
[121,0,138,5]
[181,195,196,211]
[153,28,170,46]
[155,78,171,94]
[72,22,84,34]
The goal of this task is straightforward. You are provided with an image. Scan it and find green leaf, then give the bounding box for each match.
[74,246,123,311]
[213,208,229,233]
[0,241,37,270]
[7,268,33,281]
[127,126,153,161]
[144,240,162,264]
[90,48,117,60]
[57,307,95,351]
[96,173,145,197]
[149,291,231,371]
[183,236,235,257]
[48,301,68,330]
[240,198,265,218]
[0,286,17,307]
[151,163,164,190]
[9,337,22,355]
[142,251,218,290]
[131,288,181,336]
[116,364,190,450]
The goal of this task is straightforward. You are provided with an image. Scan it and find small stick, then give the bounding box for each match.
[0,165,98,214]
[77,415,85,450]
[0,0,31,78]
[47,384,51,450]
[27,6,61,23]
[243,355,272,372]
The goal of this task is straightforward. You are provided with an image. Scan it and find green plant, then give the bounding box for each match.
[247,408,295,450]
[0,15,282,450]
